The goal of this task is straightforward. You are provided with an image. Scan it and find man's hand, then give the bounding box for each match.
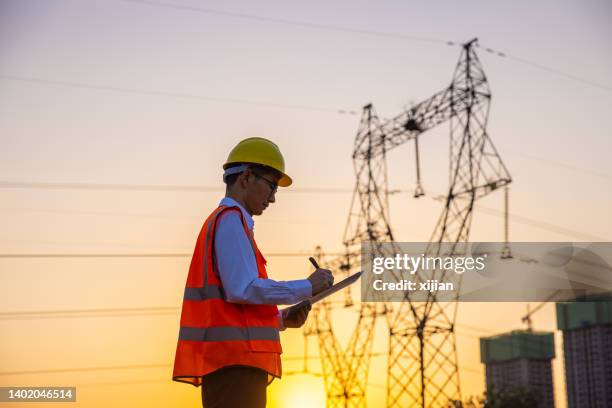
[307,268,334,296]
[281,303,312,328]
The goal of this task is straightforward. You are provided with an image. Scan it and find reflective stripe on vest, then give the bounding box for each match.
[184,285,225,301]
[179,326,280,342]
[173,205,282,386]
[202,206,226,290]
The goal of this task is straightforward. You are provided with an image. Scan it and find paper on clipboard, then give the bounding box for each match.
[285,271,363,316]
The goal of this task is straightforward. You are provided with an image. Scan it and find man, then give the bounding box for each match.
[172,137,334,408]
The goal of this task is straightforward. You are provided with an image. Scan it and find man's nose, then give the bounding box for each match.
[268,190,276,203]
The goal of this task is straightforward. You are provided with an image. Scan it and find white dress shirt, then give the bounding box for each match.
[214,197,312,329]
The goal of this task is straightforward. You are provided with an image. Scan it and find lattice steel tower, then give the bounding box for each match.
[306,38,512,407]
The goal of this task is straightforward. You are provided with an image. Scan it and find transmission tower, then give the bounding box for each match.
[383,37,511,407]
[305,38,512,407]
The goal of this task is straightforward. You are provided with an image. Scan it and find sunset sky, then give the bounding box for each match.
[1,1,611,407]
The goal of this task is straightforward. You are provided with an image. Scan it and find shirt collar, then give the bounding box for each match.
[219,197,254,231]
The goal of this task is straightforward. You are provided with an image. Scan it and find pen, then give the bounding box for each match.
[309,257,320,269]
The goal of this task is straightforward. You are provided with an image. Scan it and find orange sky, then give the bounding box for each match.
[1,0,611,407]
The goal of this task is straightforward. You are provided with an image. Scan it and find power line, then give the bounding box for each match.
[0,355,329,376]
[0,74,358,115]
[473,204,610,242]
[123,0,611,93]
[284,370,323,377]
[428,127,612,185]
[0,311,178,320]
[426,189,610,241]
[76,378,171,388]
[2,206,605,244]
[0,300,351,320]
[477,43,612,93]
[506,150,612,182]
[0,253,190,258]
[456,323,497,336]
[0,363,171,376]
[1,201,606,252]
[121,0,453,45]
[2,179,608,242]
[0,180,220,192]
[0,180,358,193]
[0,207,202,219]
[0,13,604,130]
[1,184,607,244]
[0,251,344,259]
[4,150,610,195]
[0,306,180,320]
[0,359,483,378]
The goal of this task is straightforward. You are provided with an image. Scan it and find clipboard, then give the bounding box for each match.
[284,271,363,316]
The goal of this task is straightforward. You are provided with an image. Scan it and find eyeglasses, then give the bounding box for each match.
[252,172,278,195]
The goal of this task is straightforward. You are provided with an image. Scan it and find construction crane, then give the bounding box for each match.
[305,38,512,408]
[522,290,560,331]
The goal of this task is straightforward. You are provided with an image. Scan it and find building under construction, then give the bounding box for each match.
[480,330,556,407]
[557,294,612,408]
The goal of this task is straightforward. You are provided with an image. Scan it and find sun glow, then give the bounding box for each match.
[269,373,326,408]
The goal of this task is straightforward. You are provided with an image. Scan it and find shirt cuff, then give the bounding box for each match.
[291,279,312,300]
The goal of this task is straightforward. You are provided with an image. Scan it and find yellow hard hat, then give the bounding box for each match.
[223,137,293,187]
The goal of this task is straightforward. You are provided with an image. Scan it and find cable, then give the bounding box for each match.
[1,355,327,376]
[0,180,358,193]
[426,127,612,186]
[0,300,351,320]
[122,0,611,93]
[473,204,610,242]
[427,188,609,241]
[0,364,171,376]
[2,178,605,240]
[505,150,612,182]
[455,323,497,336]
[0,303,349,320]
[0,306,180,320]
[121,0,453,45]
[0,74,358,115]
[0,311,178,320]
[284,370,323,377]
[5,182,606,240]
[0,253,189,258]
[425,188,609,241]
[283,355,322,361]
[0,251,345,259]
[0,180,220,192]
[477,44,611,93]
[76,378,171,388]
[0,300,350,320]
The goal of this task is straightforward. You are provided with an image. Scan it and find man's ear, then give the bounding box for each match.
[238,169,252,188]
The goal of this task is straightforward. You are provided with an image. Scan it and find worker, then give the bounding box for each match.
[172,137,334,408]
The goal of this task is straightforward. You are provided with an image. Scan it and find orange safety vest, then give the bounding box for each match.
[172,205,282,387]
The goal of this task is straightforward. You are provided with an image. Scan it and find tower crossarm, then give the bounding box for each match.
[353,84,473,160]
